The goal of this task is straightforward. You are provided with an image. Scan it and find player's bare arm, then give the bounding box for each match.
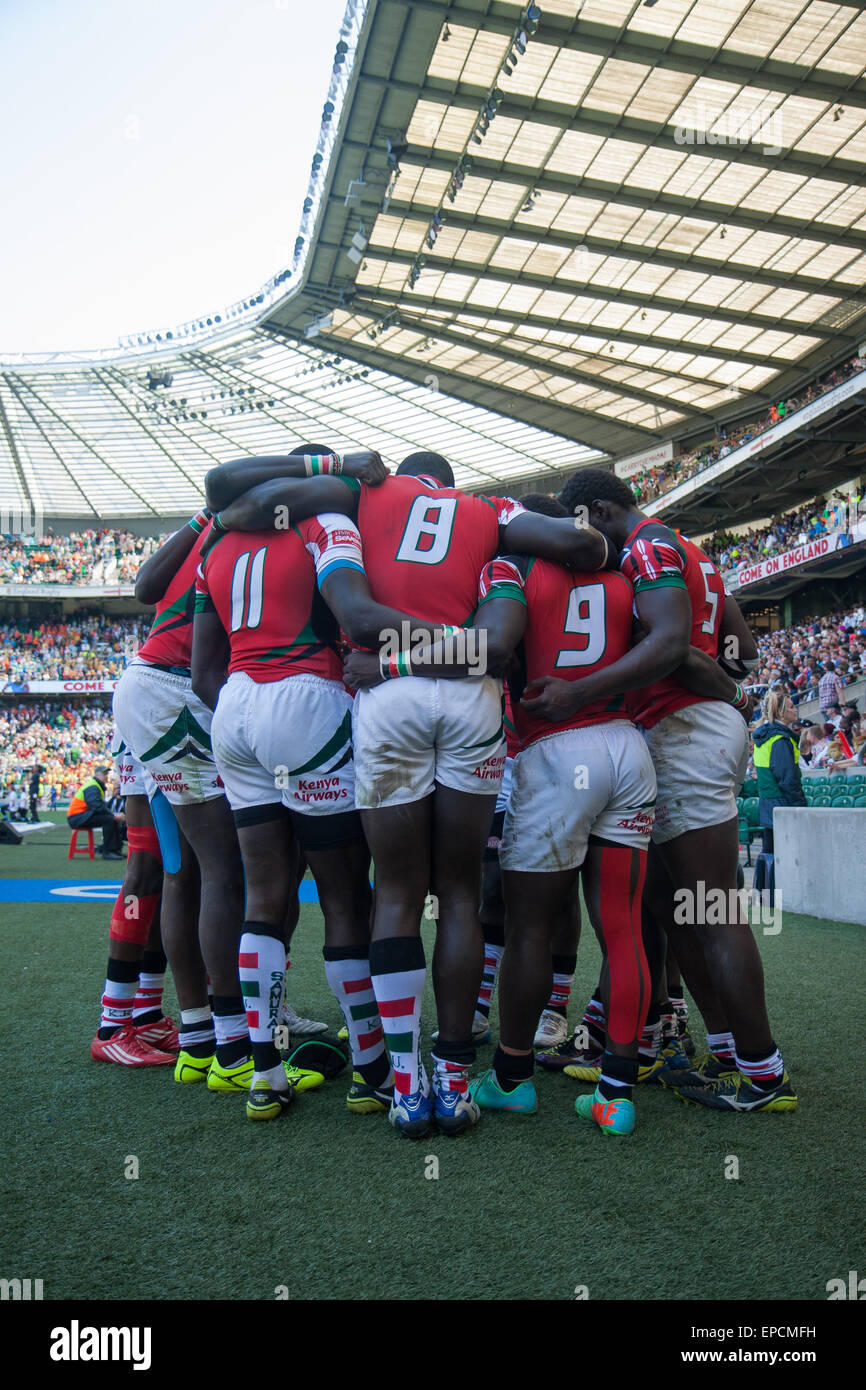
[500,511,614,572]
[521,585,691,722]
[320,567,469,655]
[204,450,385,511]
[342,592,527,688]
[213,475,360,531]
[135,510,210,604]
[190,607,231,711]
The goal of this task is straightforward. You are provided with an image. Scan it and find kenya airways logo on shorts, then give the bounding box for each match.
[615,807,654,836]
[294,776,349,805]
[473,754,506,782]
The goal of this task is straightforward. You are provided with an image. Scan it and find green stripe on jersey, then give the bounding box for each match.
[631,574,687,592]
[478,581,526,606]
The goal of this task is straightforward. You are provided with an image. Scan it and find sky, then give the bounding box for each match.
[0,0,349,352]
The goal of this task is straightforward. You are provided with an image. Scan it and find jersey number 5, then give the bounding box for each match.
[699,561,720,636]
[230,547,267,631]
[556,583,607,667]
[395,496,458,566]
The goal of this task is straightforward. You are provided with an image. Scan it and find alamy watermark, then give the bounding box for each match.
[674,101,783,156]
[1,504,44,538]
[379,620,488,677]
[674,881,782,935]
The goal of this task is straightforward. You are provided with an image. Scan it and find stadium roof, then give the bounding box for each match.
[271,0,866,457]
[0,334,599,517]
[3,0,866,517]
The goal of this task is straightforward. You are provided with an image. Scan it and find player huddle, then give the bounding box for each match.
[91,446,797,1138]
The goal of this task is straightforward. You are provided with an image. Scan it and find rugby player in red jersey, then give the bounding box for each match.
[193,505,472,1120]
[89,740,180,1067]
[113,512,250,1089]
[346,539,662,1135]
[544,471,795,1113]
[204,449,624,1138]
[465,495,582,1054]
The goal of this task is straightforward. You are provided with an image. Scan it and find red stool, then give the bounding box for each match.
[68,828,95,860]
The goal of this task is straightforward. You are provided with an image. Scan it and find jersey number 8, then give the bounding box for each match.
[395,496,458,566]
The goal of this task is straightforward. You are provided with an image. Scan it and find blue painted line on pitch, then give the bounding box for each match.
[0,879,323,904]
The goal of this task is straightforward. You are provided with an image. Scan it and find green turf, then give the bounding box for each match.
[1,817,863,1301]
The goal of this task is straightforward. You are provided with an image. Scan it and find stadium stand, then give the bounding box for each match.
[0,699,114,809]
[706,493,863,572]
[0,615,148,682]
[628,354,865,505]
[0,530,164,585]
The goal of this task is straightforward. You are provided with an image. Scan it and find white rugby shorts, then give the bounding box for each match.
[352,675,506,809]
[211,671,355,815]
[499,722,656,873]
[642,700,749,844]
[110,724,154,799]
[112,660,223,805]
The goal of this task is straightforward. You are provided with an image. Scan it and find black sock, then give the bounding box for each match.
[212,994,250,1067]
[597,1050,638,1102]
[358,1051,392,1089]
[185,1040,215,1059]
[492,1044,534,1092]
[432,1038,475,1066]
[140,947,167,975]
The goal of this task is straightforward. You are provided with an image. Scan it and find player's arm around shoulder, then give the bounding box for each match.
[205,450,386,511]
[212,476,360,533]
[500,509,614,572]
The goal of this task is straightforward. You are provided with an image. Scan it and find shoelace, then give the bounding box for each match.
[115,1026,157,1057]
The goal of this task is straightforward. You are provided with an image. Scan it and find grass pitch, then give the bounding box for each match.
[1,815,863,1302]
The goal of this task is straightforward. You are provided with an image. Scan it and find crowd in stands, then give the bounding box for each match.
[704,491,863,574]
[0,529,165,586]
[0,699,114,809]
[1,600,863,810]
[747,604,866,703]
[0,614,148,683]
[630,353,865,506]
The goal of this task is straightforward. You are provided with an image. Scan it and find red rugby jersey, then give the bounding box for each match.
[137,522,212,670]
[345,474,524,625]
[619,519,726,729]
[477,554,635,749]
[194,513,364,683]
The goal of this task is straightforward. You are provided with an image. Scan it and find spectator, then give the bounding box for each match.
[753,690,807,854]
[66,765,125,860]
[798,724,824,766]
[817,658,856,717]
[28,764,43,822]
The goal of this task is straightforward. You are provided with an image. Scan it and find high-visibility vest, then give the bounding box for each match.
[754,733,799,800]
[68,776,103,818]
